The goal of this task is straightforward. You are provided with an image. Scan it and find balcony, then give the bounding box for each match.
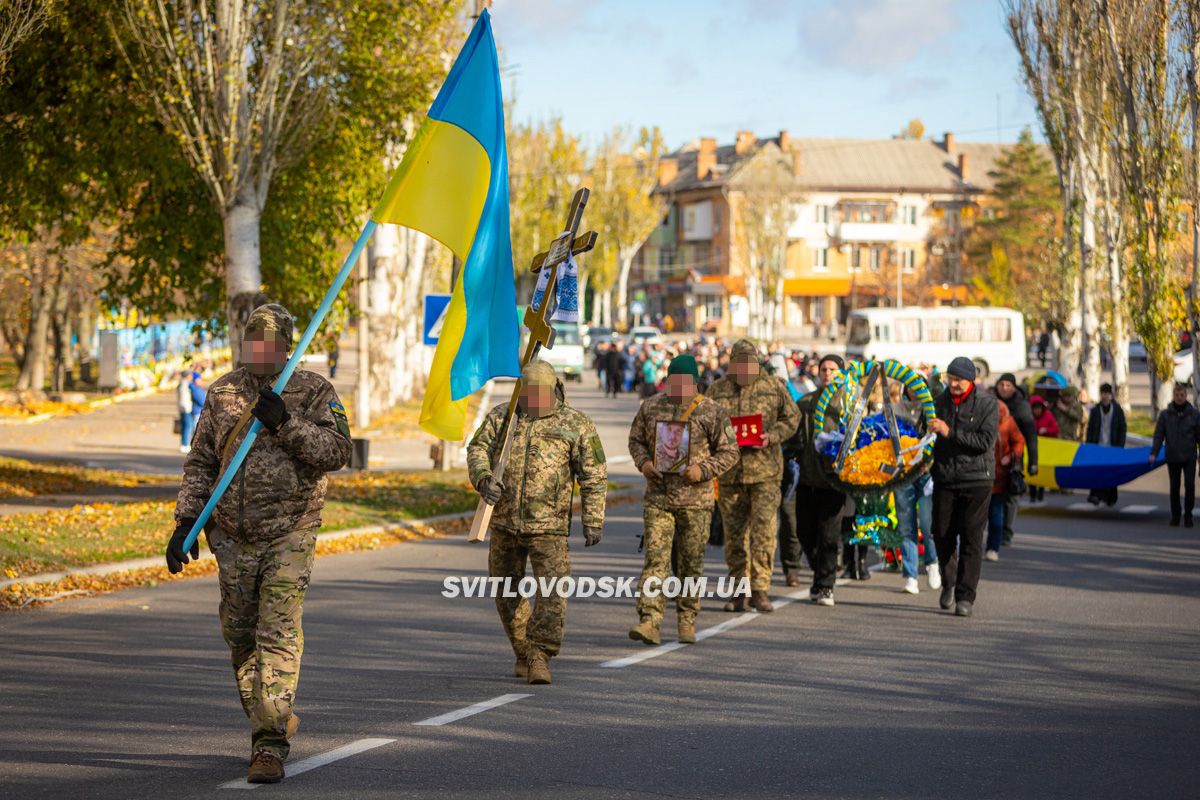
[836,221,915,243]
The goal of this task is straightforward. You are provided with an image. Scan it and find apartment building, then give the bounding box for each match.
[632,130,1009,337]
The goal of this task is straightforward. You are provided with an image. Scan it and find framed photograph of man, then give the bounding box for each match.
[654,420,690,474]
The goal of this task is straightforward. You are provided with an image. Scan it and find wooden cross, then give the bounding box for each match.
[468,188,598,543]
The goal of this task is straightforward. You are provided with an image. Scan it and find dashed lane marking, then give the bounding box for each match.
[413,693,532,726]
[1120,504,1156,515]
[219,737,396,790]
[600,588,810,668]
[1066,502,1099,511]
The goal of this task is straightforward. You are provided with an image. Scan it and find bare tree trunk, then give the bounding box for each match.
[616,250,636,329]
[15,267,51,392]
[223,185,267,361]
[49,266,71,393]
[1190,32,1200,406]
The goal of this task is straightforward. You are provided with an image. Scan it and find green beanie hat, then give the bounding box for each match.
[668,354,699,382]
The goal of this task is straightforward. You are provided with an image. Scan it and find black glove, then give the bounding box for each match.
[584,526,602,547]
[478,475,504,504]
[166,518,200,574]
[252,386,290,431]
[1028,463,1039,476]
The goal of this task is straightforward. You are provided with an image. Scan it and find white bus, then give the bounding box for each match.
[844,306,1027,378]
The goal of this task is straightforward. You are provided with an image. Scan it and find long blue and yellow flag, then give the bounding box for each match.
[371,9,519,440]
[1028,439,1165,490]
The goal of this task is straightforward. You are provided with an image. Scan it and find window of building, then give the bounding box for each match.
[813,247,829,271]
[901,205,918,225]
[850,247,861,272]
[869,247,881,272]
[900,247,916,273]
[815,205,830,224]
[894,318,921,343]
[703,298,723,320]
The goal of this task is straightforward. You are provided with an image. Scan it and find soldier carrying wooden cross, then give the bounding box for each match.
[465,188,610,687]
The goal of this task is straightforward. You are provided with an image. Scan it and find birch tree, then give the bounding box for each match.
[0,0,50,77]
[115,0,344,355]
[1181,0,1200,403]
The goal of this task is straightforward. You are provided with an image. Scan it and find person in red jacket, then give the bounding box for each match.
[987,402,1026,560]
[1028,395,1057,504]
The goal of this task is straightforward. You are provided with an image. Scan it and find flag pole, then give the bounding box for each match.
[181,220,379,553]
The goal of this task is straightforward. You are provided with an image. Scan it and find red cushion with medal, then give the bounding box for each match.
[730,414,764,447]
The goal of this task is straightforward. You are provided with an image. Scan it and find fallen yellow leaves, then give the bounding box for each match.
[0,456,170,499]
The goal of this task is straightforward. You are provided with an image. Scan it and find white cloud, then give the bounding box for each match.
[799,0,960,73]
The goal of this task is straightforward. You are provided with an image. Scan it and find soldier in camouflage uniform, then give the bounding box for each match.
[467,359,608,685]
[705,339,801,613]
[627,354,739,646]
[166,304,352,785]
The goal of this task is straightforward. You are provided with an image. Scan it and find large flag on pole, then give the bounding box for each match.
[371,9,519,440]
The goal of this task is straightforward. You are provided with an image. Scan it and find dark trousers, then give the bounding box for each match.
[1167,461,1196,521]
[605,372,621,396]
[1003,493,1019,544]
[778,489,802,572]
[932,484,991,605]
[795,484,845,590]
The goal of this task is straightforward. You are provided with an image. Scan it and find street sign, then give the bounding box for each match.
[423,294,452,345]
[630,300,645,316]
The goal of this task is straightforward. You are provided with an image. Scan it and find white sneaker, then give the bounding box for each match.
[903,577,919,594]
[926,564,942,590]
[180,445,191,454]
[985,550,999,562]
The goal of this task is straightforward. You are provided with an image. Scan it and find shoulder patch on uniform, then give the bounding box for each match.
[589,433,606,464]
[329,400,351,437]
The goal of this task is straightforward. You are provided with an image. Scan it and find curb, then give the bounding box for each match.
[0,487,643,591]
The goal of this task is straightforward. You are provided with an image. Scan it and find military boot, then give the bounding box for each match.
[628,620,661,646]
[749,590,774,613]
[286,713,300,741]
[723,594,750,612]
[526,650,551,685]
[247,751,284,784]
[677,619,697,644]
[514,656,528,679]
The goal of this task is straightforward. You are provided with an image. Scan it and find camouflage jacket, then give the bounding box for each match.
[175,367,352,539]
[1052,400,1085,442]
[467,398,607,535]
[628,392,739,509]
[705,372,801,485]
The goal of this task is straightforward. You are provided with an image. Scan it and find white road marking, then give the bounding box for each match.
[1120,504,1156,515]
[1066,502,1099,511]
[609,455,633,465]
[600,589,809,668]
[219,737,396,790]
[413,693,531,726]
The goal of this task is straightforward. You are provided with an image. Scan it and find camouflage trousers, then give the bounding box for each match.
[489,527,570,659]
[209,526,317,760]
[636,505,712,627]
[717,480,780,591]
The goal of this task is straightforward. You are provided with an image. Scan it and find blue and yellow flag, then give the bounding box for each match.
[1028,439,1164,490]
[371,10,519,440]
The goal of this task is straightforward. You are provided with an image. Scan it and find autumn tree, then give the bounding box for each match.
[966,128,1062,319]
[732,148,799,341]
[590,127,667,330]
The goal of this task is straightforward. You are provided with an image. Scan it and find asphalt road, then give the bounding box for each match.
[1,382,1197,798]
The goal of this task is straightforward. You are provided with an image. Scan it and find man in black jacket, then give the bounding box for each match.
[994,373,1037,546]
[1151,384,1200,527]
[1086,383,1127,507]
[929,357,999,618]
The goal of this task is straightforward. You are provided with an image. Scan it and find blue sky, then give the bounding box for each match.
[489,0,1041,150]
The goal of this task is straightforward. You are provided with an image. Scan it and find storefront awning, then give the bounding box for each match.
[691,275,745,296]
[783,277,852,297]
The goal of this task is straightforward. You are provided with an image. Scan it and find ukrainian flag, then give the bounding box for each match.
[371,9,519,440]
[1028,439,1165,490]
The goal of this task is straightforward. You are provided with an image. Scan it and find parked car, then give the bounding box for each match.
[582,325,612,350]
[1129,340,1147,363]
[629,326,663,346]
[540,322,585,381]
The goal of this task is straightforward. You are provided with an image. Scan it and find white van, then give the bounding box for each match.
[844,306,1027,378]
[539,322,586,381]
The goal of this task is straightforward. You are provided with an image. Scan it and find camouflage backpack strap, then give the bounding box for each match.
[678,395,704,422]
